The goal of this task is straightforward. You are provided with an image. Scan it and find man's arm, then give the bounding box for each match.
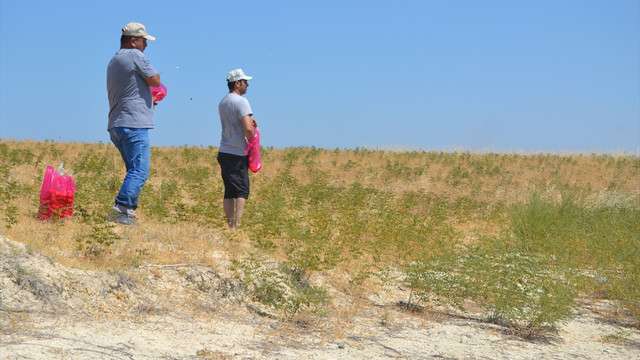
[240,115,257,140]
[144,74,161,87]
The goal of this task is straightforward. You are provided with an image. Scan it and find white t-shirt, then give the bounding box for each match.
[218,93,253,156]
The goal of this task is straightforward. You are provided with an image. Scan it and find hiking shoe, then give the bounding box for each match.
[113,204,136,217]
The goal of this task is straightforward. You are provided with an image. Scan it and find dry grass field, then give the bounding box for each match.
[1,139,639,359]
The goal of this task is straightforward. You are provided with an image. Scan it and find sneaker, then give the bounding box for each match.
[113,204,136,218]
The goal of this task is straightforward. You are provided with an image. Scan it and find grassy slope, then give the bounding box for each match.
[1,140,638,335]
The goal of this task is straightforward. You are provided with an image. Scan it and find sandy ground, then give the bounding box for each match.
[1,234,639,360]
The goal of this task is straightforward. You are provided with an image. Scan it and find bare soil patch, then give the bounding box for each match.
[2,234,639,359]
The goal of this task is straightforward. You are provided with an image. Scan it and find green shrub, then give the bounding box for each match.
[232,253,329,319]
[401,250,578,337]
[507,189,640,325]
[466,252,577,337]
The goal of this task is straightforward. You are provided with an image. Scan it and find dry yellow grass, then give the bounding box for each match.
[2,139,638,271]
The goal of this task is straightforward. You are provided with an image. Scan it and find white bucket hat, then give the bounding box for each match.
[122,22,156,41]
[227,69,253,82]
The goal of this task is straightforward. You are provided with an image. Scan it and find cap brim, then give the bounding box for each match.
[143,34,156,41]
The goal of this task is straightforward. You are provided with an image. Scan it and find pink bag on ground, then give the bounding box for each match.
[245,127,262,173]
[38,164,76,220]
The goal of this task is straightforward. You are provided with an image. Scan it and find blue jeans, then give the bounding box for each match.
[109,127,150,210]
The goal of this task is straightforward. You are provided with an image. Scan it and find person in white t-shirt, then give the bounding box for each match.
[217,69,257,229]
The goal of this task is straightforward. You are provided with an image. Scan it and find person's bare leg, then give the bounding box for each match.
[235,197,246,227]
[223,198,236,228]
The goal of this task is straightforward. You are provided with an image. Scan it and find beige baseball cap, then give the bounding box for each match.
[227,69,253,82]
[122,22,156,41]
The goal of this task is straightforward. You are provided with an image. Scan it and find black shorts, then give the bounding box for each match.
[217,152,250,199]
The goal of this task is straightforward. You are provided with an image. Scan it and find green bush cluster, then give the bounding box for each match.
[402,250,577,337]
[507,189,640,324]
[232,252,329,319]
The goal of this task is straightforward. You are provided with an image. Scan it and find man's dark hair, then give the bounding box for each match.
[227,79,247,92]
[120,35,136,46]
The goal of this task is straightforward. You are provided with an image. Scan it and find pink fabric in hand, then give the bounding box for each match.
[151,84,167,102]
[245,127,262,173]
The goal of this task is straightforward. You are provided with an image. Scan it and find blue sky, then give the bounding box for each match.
[1,0,638,153]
